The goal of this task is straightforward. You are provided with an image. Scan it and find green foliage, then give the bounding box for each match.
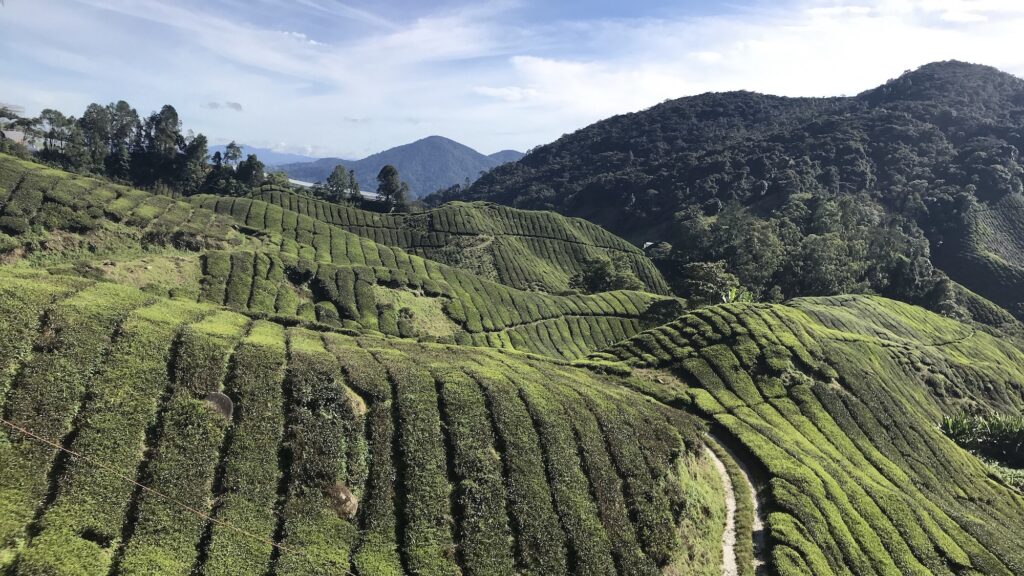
[19,298,206,575]
[10,115,1024,576]
[0,282,149,561]
[116,311,248,576]
[272,329,360,575]
[431,366,516,576]
[21,99,292,199]
[569,254,645,294]
[606,296,1024,575]
[449,61,1024,323]
[941,411,1024,467]
[672,261,740,306]
[376,164,406,211]
[202,321,287,575]
[669,450,727,576]
[244,188,670,294]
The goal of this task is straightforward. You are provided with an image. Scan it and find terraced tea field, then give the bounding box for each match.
[602,296,1024,575]
[0,269,713,575]
[241,188,669,294]
[0,154,678,360]
[932,195,1024,320]
[3,151,1024,575]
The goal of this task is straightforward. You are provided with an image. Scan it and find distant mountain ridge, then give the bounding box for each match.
[207,144,317,167]
[278,135,523,197]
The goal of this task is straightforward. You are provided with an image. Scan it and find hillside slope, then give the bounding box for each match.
[0,269,708,576]
[243,186,669,294]
[601,296,1024,575]
[1,142,1024,576]
[447,61,1024,318]
[0,154,677,361]
[279,136,523,197]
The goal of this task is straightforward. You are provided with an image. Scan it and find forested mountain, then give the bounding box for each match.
[443,61,1024,320]
[488,149,527,164]
[279,135,523,197]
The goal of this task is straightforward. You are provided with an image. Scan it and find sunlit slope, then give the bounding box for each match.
[0,270,710,576]
[600,295,1024,575]
[0,153,678,360]
[237,187,669,294]
[933,194,1024,316]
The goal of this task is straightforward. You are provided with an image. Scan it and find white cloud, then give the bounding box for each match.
[1,0,1023,157]
[473,86,540,102]
[690,51,725,64]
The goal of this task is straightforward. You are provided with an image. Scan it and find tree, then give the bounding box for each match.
[110,142,131,180]
[0,105,19,127]
[64,125,89,171]
[106,100,139,178]
[394,182,411,212]
[569,254,644,293]
[326,164,349,202]
[235,154,265,188]
[107,100,139,154]
[37,109,72,151]
[147,105,182,160]
[178,133,209,196]
[8,116,40,149]
[224,140,242,167]
[377,164,405,209]
[79,103,112,171]
[346,169,361,203]
[266,171,290,187]
[675,261,740,306]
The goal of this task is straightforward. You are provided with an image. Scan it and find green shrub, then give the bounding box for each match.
[273,329,359,575]
[202,321,288,576]
[325,339,402,575]
[431,366,516,576]
[373,349,459,575]
[0,283,149,555]
[117,311,248,575]
[22,299,207,575]
[468,364,568,575]
[942,411,1024,467]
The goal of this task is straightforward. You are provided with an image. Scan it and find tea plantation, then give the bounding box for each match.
[2,151,1024,575]
[0,268,715,575]
[602,296,1024,575]
[0,154,679,361]
[242,187,668,294]
[932,193,1024,317]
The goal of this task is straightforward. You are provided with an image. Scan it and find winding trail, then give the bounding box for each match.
[704,444,740,576]
[705,435,767,576]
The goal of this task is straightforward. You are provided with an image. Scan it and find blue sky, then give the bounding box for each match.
[2,1,1023,158]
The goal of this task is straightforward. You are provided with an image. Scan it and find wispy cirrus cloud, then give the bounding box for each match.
[1,0,1022,158]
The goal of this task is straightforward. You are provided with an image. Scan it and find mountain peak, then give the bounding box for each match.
[859,60,1024,109]
[415,135,460,144]
[279,135,524,197]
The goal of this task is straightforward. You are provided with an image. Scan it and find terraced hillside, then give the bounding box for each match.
[0,269,713,575]
[241,187,668,294]
[4,149,1024,576]
[600,296,1024,575]
[0,154,678,361]
[933,194,1024,317]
